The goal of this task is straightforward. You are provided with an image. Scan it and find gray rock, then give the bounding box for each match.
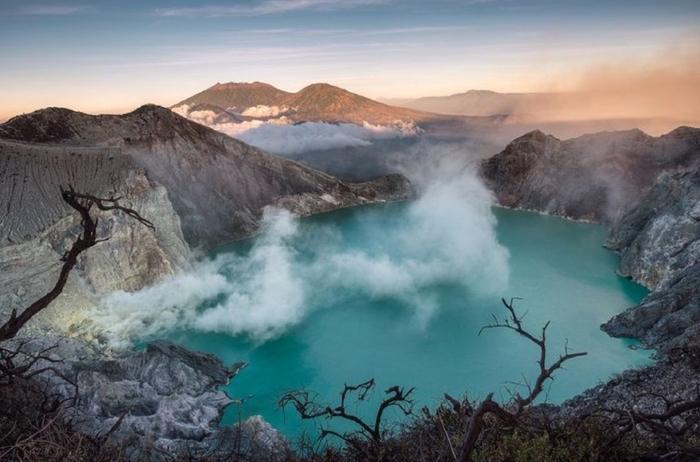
[557,354,700,421]
[13,335,283,460]
[0,157,191,335]
[1,105,415,249]
[602,167,700,349]
[481,127,700,222]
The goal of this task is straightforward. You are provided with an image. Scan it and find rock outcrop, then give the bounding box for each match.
[16,336,285,460]
[0,139,191,334]
[481,127,700,222]
[558,350,700,422]
[602,167,700,349]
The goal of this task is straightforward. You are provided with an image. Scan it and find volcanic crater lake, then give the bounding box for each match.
[164,203,651,439]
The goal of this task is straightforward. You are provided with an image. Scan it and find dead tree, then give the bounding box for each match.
[0,186,152,460]
[0,186,154,342]
[279,378,414,459]
[446,297,587,462]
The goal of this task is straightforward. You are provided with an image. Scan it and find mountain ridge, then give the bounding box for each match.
[0,104,413,248]
[173,81,436,125]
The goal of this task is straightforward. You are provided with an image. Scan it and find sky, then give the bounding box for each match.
[0,0,699,119]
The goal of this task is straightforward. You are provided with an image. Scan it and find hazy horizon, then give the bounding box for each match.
[1,0,699,121]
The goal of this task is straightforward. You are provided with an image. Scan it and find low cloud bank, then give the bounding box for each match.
[236,120,418,154]
[87,169,509,348]
[172,104,419,155]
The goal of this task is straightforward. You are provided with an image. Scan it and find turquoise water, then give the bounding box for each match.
[165,203,650,439]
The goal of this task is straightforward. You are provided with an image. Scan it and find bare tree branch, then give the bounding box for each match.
[0,186,154,342]
[279,377,415,457]
[456,297,587,461]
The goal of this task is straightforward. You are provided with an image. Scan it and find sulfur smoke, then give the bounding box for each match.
[87,168,509,348]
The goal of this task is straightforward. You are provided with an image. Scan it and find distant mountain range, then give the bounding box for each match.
[174,81,433,125]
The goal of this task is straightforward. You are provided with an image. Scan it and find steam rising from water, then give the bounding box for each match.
[88,170,509,348]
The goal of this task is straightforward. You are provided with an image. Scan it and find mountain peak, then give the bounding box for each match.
[174,82,292,111]
[130,104,173,116]
[515,129,550,142]
[210,81,278,90]
[464,89,499,96]
[298,82,346,93]
[663,125,700,139]
[0,107,85,143]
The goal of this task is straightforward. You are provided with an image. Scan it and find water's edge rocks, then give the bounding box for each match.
[12,335,285,460]
[601,167,700,350]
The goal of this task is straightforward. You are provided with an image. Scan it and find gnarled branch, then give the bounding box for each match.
[456,297,587,461]
[0,186,154,342]
[279,378,415,451]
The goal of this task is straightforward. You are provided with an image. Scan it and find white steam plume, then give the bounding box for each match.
[86,169,509,347]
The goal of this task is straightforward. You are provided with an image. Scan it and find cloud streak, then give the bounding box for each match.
[17,4,90,15]
[155,0,391,17]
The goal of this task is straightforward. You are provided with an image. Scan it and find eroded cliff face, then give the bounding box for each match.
[602,167,700,349]
[481,127,700,222]
[0,139,191,335]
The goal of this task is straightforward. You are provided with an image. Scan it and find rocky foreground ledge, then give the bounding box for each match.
[10,335,285,460]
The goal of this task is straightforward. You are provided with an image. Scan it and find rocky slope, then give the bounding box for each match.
[0,138,191,334]
[602,166,700,349]
[12,335,284,460]
[481,127,700,222]
[0,105,414,249]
